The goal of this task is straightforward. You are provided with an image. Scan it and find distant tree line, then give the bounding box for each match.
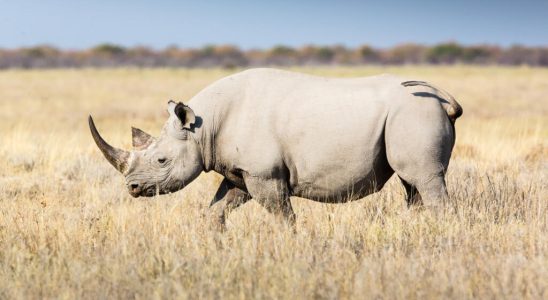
[1,43,547,69]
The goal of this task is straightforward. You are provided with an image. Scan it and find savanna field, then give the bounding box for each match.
[0,66,546,299]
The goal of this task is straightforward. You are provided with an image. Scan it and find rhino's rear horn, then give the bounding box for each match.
[88,115,130,173]
[132,127,154,150]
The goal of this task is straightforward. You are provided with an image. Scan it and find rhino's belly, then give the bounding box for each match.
[290,163,394,203]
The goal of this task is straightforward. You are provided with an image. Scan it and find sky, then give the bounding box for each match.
[1,0,547,49]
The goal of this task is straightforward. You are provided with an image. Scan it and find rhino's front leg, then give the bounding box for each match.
[243,174,296,227]
[209,178,251,231]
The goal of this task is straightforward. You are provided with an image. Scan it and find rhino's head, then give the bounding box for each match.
[89,101,203,197]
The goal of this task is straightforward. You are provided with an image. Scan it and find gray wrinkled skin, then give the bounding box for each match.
[90,68,463,227]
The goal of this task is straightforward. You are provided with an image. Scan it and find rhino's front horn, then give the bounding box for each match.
[88,116,130,173]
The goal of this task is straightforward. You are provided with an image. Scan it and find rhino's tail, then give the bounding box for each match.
[402,80,463,122]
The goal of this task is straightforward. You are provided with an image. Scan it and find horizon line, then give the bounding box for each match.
[2,41,547,51]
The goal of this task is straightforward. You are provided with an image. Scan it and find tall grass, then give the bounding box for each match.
[0,66,546,299]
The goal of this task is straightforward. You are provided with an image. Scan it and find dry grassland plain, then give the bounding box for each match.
[0,66,546,299]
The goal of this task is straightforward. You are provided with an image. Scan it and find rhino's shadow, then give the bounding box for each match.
[192,116,203,130]
[412,92,450,106]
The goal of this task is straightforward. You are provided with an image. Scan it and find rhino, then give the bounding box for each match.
[89,68,462,227]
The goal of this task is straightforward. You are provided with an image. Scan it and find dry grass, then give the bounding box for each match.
[0,66,546,299]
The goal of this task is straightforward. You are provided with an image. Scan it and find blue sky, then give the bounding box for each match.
[1,0,547,49]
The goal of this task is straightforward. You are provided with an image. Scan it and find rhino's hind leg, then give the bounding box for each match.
[209,178,251,231]
[243,174,296,227]
[415,174,450,209]
[388,148,451,210]
[397,171,449,210]
[399,176,423,207]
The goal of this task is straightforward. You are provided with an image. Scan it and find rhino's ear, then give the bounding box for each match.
[168,100,195,130]
[132,127,154,150]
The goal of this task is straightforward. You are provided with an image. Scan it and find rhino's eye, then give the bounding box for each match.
[158,158,167,164]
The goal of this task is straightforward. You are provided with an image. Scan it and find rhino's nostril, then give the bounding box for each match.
[130,183,139,190]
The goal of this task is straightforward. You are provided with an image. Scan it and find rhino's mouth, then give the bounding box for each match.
[143,189,158,197]
[129,186,160,198]
[129,183,183,198]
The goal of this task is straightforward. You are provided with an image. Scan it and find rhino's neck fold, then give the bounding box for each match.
[198,133,215,173]
[191,116,216,173]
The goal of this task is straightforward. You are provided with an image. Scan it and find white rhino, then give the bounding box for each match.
[89,68,462,226]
